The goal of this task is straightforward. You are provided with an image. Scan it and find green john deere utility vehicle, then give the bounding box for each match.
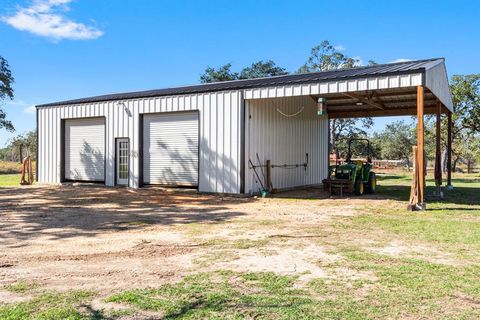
[323,138,377,196]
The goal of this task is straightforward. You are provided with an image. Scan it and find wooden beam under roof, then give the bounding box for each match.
[328,104,442,119]
[342,92,385,110]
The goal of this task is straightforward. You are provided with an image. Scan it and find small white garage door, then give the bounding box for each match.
[64,118,105,181]
[143,112,199,186]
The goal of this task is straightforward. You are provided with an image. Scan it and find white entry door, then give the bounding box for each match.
[116,138,129,186]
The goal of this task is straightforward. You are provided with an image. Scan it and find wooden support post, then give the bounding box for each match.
[434,102,443,198]
[417,86,425,208]
[265,160,272,192]
[447,111,453,189]
[408,146,419,210]
[435,103,442,182]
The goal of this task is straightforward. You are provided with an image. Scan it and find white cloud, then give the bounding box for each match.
[1,0,103,41]
[24,105,37,114]
[390,58,412,63]
[334,45,345,51]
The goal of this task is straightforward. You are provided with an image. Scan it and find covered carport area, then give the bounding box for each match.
[243,58,453,210]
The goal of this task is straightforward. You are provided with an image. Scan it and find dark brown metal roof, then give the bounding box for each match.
[37,58,443,108]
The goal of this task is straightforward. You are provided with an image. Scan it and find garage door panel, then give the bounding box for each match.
[65,118,105,181]
[143,112,199,186]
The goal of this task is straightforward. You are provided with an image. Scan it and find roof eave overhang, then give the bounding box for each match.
[244,61,453,114]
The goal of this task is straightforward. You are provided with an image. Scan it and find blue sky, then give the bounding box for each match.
[1,0,479,146]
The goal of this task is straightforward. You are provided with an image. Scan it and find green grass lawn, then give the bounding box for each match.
[1,171,479,319]
[0,174,22,187]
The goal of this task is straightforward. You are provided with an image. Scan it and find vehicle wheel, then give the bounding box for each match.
[354,178,364,195]
[365,172,377,194]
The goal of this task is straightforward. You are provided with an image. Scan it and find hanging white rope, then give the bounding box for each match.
[276,106,304,117]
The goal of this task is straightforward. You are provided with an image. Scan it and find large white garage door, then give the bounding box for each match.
[143,112,199,186]
[64,118,105,182]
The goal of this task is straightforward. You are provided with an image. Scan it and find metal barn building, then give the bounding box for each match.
[36,58,453,196]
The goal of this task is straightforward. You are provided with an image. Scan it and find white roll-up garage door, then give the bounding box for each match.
[143,112,199,186]
[64,118,105,182]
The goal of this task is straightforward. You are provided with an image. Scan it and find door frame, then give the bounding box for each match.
[115,137,130,186]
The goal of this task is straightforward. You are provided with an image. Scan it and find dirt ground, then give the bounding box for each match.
[0,183,377,294]
[1,175,479,319]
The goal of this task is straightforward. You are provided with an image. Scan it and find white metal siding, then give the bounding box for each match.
[245,96,328,193]
[243,73,423,99]
[143,112,199,186]
[64,118,105,181]
[37,91,243,193]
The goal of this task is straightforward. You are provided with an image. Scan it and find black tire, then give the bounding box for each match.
[365,172,377,194]
[354,178,364,195]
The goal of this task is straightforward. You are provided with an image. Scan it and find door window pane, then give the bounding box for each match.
[118,141,129,181]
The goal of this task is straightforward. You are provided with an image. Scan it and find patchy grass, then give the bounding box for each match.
[106,266,479,319]
[4,280,40,294]
[0,174,21,187]
[353,172,480,261]
[107,271,319,319]
[0,290,100,320]
[327,248,480,318]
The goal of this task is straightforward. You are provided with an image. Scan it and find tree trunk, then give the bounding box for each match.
[18,145,23,163]
[452,157,460,172]
[467,160,472,174]
[329,121,335,152]
[405,157,411,171]
[441,149,448,173]
[329,120,338,161]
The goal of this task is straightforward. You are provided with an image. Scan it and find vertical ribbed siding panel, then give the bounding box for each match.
[197,95,207,192]
[245,96,328,193]
[42,108,47,182]
[48,108,53,182]
[106,102,114,186]
[54,107,60,182]
[216,93,223,193]
[38,109,43,182]
[130,100,138,188]
[224,93,231,193]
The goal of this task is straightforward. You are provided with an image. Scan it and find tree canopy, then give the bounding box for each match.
[0,55,15,132]
[0,130,36,162]
[200,60,287,83]
[450,74,480,133]
[371,121,416,168]
[424,74,480,171]
[298,40,361,73]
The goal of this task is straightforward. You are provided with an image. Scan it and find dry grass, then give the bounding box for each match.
[0,161,23,174]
